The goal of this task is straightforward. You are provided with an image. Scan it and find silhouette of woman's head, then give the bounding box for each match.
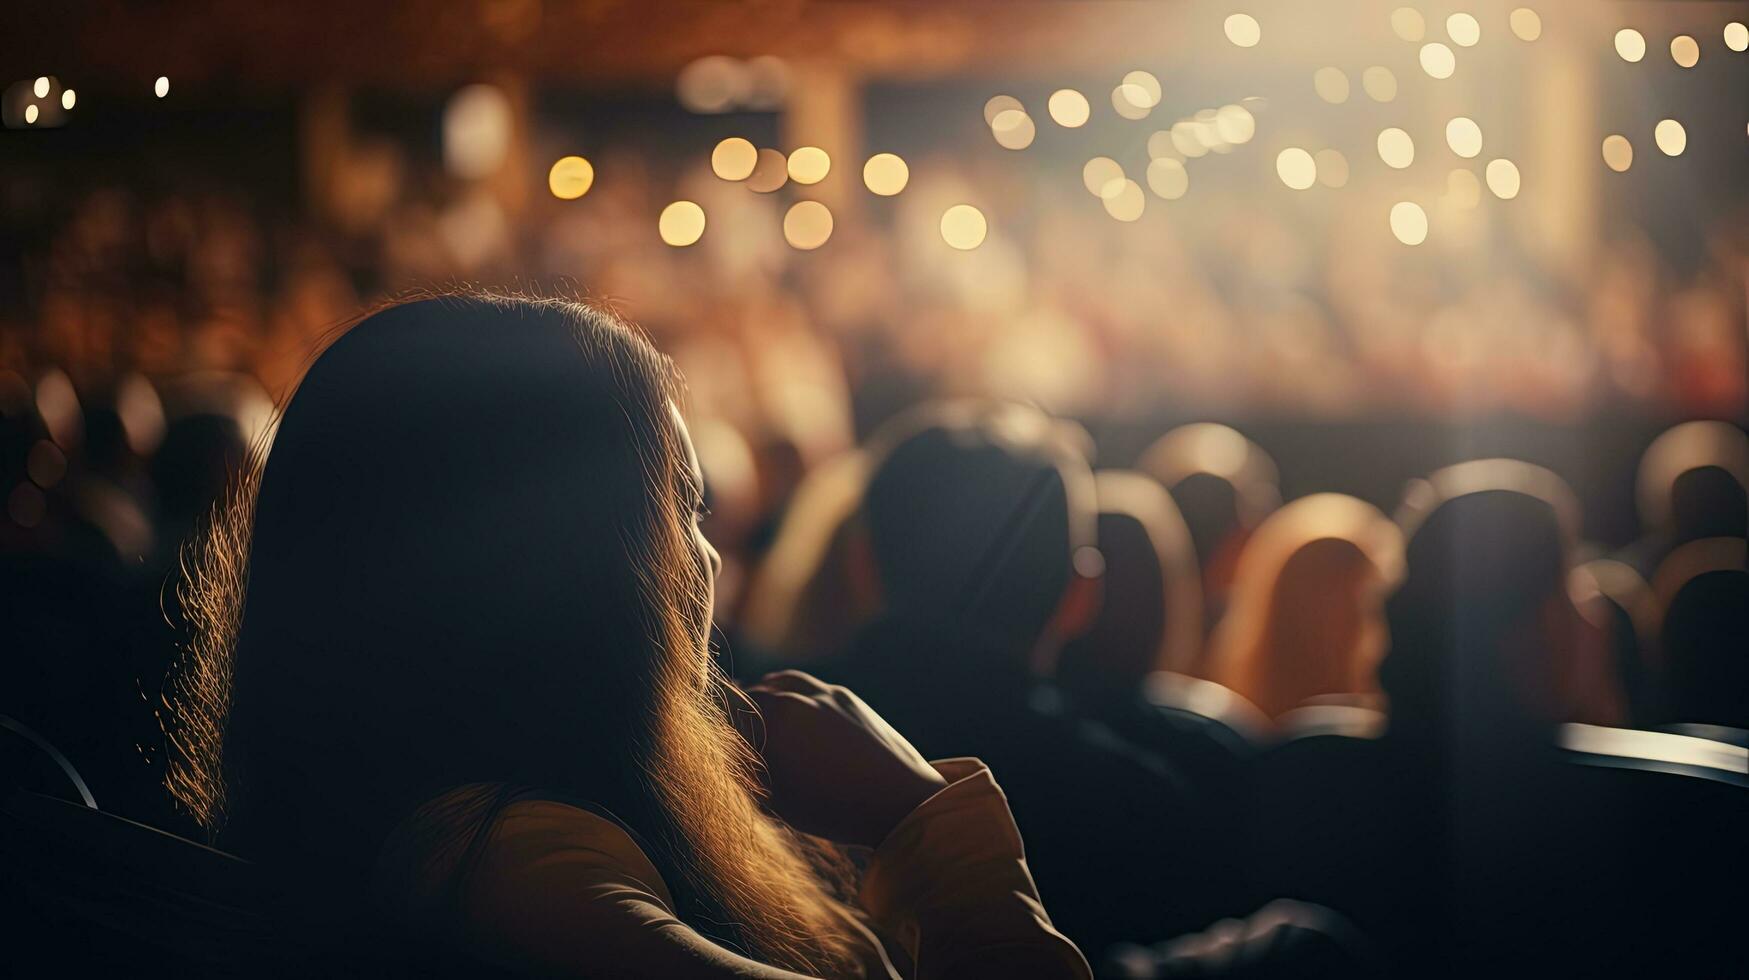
[166,293,855,972]
[1208,494,1403,721]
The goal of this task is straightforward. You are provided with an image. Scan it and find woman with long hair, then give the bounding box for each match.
[1206,493,1404,723]
[163,293,1088,978]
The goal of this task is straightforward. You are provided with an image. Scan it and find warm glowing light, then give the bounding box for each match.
[983,95,1023,125]
[1123,71,1162,108]
[1048,89,1091,128]
[1670,36,1699,69]
[1147,130,1179,160]
[1276,148,1317,190]
[1166,121,1205,157]
[1083,157,1126,197]
[1377,127,1415,169]
[1445,117,1483,158]
[1146,157,1189,199]
[862,153,909,196]
[783,200,833,250]
[940,204,987,250]
[154,76,170,98]
[1215,104,1255,144]
[711,137,758,181]
[443,84,512,179]
[1101,179,1145,222]
[1601,134,1634,172]
[1112,84,1152,120]
[991,109,1036,150]
[1446,13,1480,47]
[1615,29,1646,63]
[787,146,830,185]
[1654,119,1686,156]
[547,156,595,199]
[1313,67,1350,104]
[1510,8,1542,42]
[676,56,747,113]
[1447,169,1481,209]
[1315,149,1350,188]
[1362,66,1398,102]
[1485,158,1521,199]
[747,148,788,192]
[1390,202,1428,245]
[1391,8,1426,42]
[1224,13,1261,48]
[33,77,50,98]
[1420,43,1456,78]
[1727,23,1749,52]
[659,201,706,247]
[24,104,38,125]
[60,89,75,110]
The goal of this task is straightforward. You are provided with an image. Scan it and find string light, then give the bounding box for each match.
[1146,157,1189,199]
[1615,29,1646,63]
[1276,148,1317,190]
[1214,104,1255,144]
[1101,179,1145,221]
[1670,36,1699,69]
[1654,119,1686,156]
[940,204,987,250]
[1446,118,1483,159]
[547,156,595,199]
[1083,157,1125,197]
[711,137,758,181]
[24,104,38,125]
[1446,13,1480,48]
[1112,83,1152,121]
[154,76,170,98]
[1378,127,1415,169]
[60,89,75,110]
[1420,43,1456,79]
[659,201,706,246]
[983,95,1023,125]
[1485,159,1521,199]
[1123,71,1162,107]
[1726,23,1748,52]
[991,109,1036,150]
[862,153,909,196]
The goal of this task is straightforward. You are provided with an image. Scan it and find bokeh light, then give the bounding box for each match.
[1123,71,1162,108]
[787,146,830,185]
[1390,7,1426,42]
[1510,8,1542,42]
[939,204,987,250]
[1215,104,1256,144]
[1378,127,1415,169]
[60,89,76,110]
[1447,169,1482,209]
[443,84,512,179]
[1315,149,1350,188]
[33,77,50,99]
[1172,120,1209,158]
[24,104,39,125]
[676,56,746,113]
[1727,22,1749,52]
[1670,36,1699,69]
[1276,148,1317,190]
[1446,117,1483,159]
[1083,157,1126,197]
[991,109,1036,149]
[1101,179,1146,222]
[154,76,170,98]
[1048,89,1091,128]
[1654,119,1686,156]
[1112,84,1153,121]
[711,137,758,181]
[1486,159,1521,199]
[1362,66,1398,102]
[1446,13,1480,48]
[1224,13,1261,48]
[983,95,1023,125]
[1420,43,1456,79]
[746,148,788,192]
[1390,201,1428,245]
[659,201,706,246]
[1146,157,1189,200]
[862,153,909,196]
[783,200,834,250]
[1313,68,1350,104]
[1601,134,1634,172]
[547,156,595,200]
[1615,29,1646,63]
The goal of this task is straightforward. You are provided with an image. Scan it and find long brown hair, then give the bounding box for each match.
[163,292,860,973]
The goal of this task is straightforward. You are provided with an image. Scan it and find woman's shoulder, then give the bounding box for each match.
[374,783,675,922]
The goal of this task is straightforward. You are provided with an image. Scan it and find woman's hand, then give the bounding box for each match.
[745,670,950,849]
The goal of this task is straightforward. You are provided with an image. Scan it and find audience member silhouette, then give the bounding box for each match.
[1206,494,1402,726]
[834,402,1244,958]
[1656,547,1749,739]
[1625,421,1749,575]
[163,295,1091,978]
